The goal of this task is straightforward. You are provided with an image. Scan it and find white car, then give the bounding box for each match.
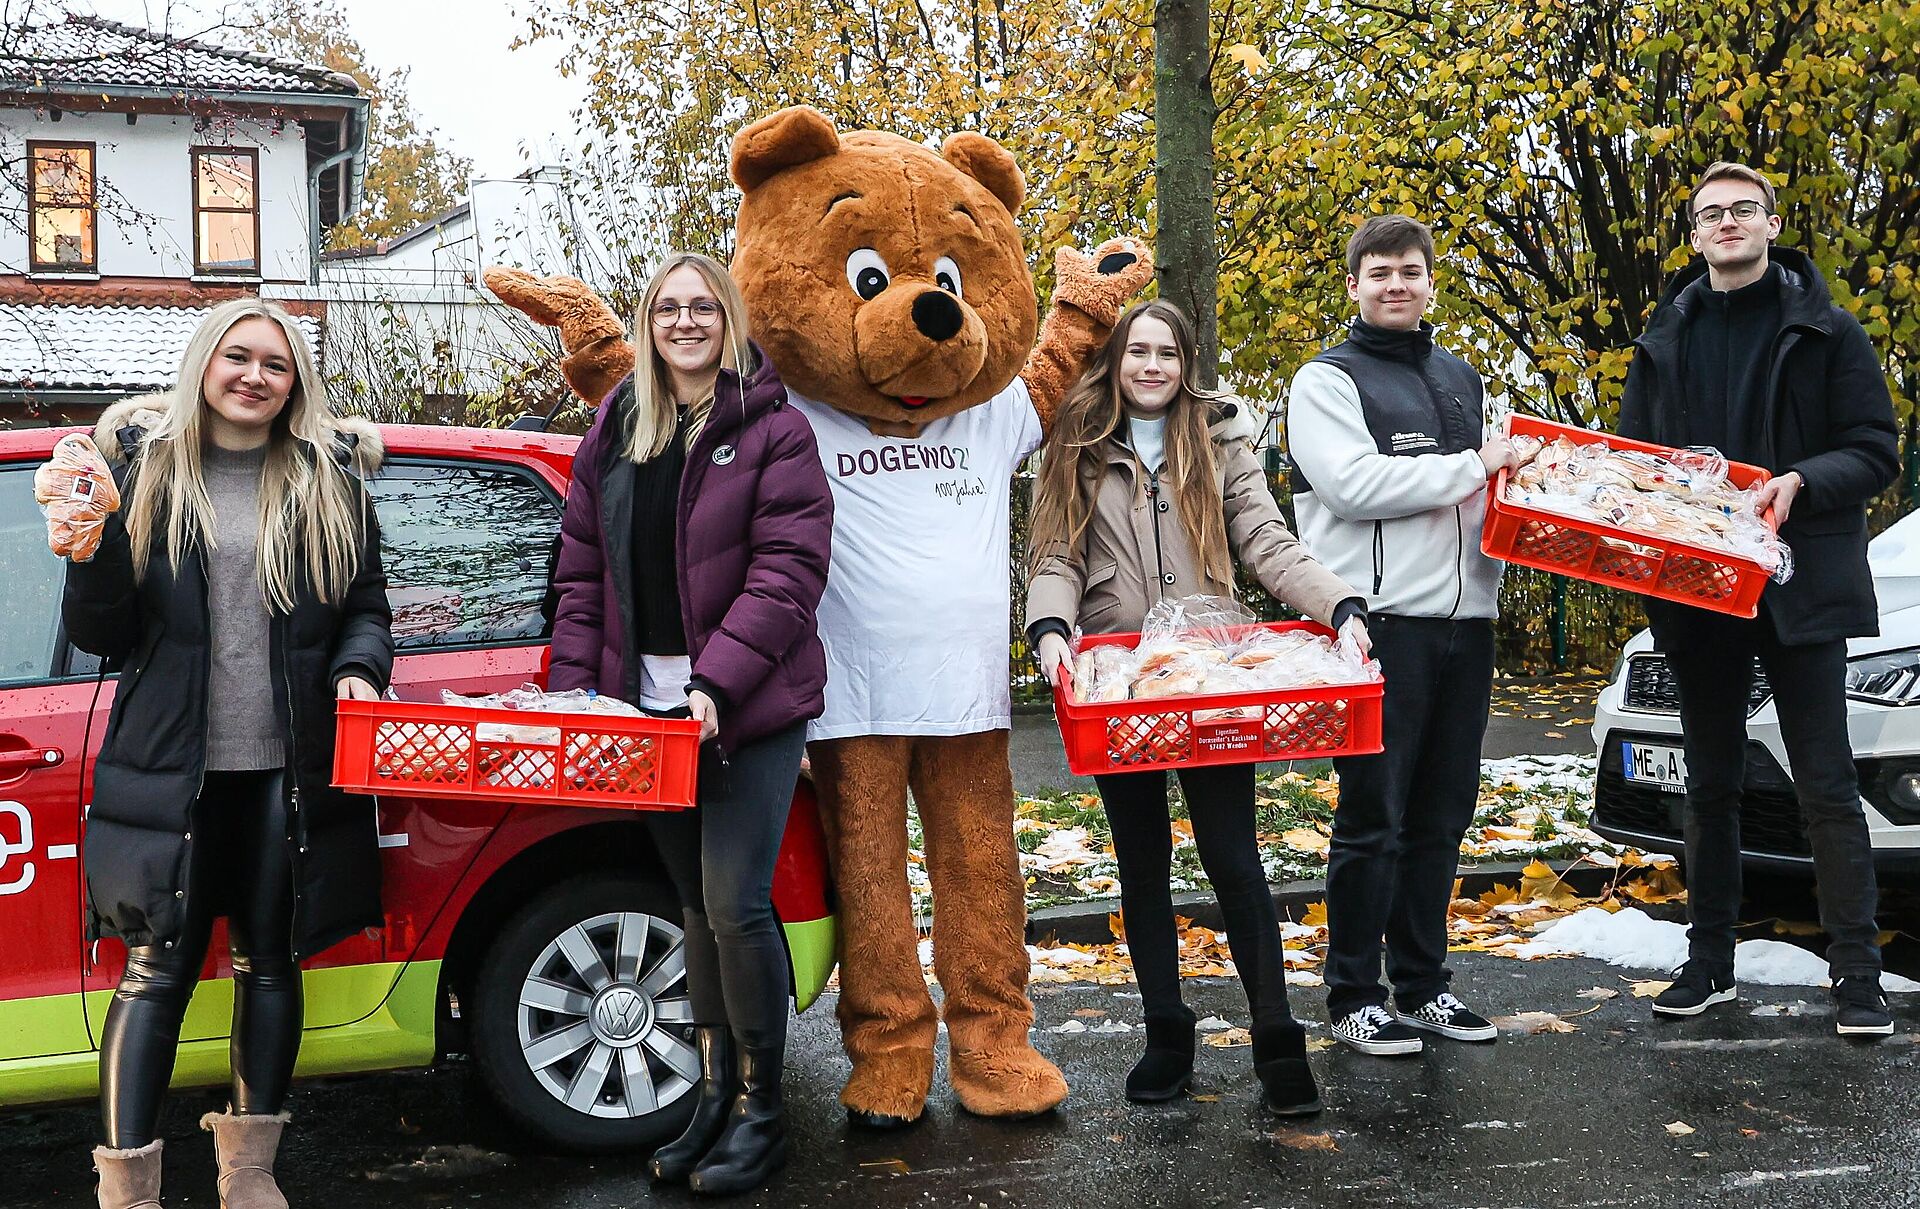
[1590,510,1920,873]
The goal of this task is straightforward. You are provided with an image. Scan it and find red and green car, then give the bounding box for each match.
[0,421,837,1152]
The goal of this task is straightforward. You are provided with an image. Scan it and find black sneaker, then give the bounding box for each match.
[1397,992,1498,1042]
[1833,976,1895,1038]
[1331,1005,1424,1056]
[1651,964,1737,1017]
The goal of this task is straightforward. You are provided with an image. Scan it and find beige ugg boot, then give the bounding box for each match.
[201,1111,291,1209]
[92,1139,163,1208]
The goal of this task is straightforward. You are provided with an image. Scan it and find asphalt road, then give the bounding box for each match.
[6,950,1916,1209]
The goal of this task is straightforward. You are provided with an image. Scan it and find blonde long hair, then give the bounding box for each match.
[1028,300,1234,585]
[121,298,365,609]
[623,252,755,463]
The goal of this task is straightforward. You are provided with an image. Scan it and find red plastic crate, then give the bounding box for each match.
[333,698,700,810]
[1052,621,1384,775]
[1482,415,1775,619]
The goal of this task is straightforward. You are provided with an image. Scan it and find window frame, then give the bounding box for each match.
[189,144,263,277]
[26,140,98,273]
[371,455,565,655]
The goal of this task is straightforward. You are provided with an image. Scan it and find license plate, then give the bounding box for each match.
[1622,741,1688,794]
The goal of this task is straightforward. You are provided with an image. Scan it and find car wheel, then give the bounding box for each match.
[470,875,701,1153]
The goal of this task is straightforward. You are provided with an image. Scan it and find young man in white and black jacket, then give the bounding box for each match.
[1620,162,1898,1038]
[1285,215,1519,1057]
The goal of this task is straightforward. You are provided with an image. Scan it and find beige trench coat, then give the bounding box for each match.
[1026,430,1359,637]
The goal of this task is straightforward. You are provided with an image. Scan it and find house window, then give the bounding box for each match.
[192,147,260,274]
[27,142,96,272]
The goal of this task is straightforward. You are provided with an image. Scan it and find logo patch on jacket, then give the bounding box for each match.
[712,444,736,466]
[1390,431,1440,452]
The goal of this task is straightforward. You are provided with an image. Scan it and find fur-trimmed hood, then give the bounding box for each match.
[91,394,386,477]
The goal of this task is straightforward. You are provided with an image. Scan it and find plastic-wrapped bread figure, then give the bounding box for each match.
[35,431,121,562]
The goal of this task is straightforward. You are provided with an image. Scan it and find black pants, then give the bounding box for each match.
[1649,602,1882,979]
[99,770,301,1149]
[1094,763,1298,1037]
[642,723,806,1052]
[1326,614,1494,1017]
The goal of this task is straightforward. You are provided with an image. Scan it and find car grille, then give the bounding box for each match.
[1623,654,1771,715]
[1594,734,1812,859]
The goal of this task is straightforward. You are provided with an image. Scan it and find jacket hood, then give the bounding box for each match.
[1643,246,1838,349]
[91,393,386,477]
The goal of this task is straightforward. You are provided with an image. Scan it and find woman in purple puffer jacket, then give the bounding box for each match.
[548,252,832,1196]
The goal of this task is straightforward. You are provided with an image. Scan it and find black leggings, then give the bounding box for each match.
[1094,763,1298,1036]
[99,770,302,1149]
[641,723,806,1054]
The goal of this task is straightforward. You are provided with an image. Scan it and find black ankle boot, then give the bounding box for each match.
[1125,1017,1195,1103]
[687,1043,787,1196]
[1252,1021,1321,1116]
[649,1026,736,1182]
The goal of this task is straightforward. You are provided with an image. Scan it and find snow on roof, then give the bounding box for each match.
[0,303,321,391]
[0,15,361,100]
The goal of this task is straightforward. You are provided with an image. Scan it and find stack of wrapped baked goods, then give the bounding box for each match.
[1505,432,1793,582]
[1068,598,1380,713]
[35,432,120,562]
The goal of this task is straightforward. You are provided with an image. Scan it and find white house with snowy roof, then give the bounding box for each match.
[0,14,368,424]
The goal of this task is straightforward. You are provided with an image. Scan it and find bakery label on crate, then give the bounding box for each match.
[1195,718,1266,755]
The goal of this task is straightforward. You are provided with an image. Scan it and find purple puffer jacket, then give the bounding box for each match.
[548,349,833,752]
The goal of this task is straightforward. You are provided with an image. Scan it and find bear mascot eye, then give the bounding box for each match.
[846,248,891,300]
[934,256,964,299]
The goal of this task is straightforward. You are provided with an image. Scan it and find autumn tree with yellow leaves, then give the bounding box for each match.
[522,0,1920,441]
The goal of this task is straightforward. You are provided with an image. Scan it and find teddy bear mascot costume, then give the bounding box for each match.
[486,104,1152,1128]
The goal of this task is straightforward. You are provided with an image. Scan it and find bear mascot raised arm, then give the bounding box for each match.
[487,104,1152,1128]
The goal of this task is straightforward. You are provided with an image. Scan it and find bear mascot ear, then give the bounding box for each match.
[940,131,1025,215]
[731,105,842,191]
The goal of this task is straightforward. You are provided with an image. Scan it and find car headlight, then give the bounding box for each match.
[1845,647,1920,706]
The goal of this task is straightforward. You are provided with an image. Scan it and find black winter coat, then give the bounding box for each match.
[65,403,395,958]
[1620,248,1899,644]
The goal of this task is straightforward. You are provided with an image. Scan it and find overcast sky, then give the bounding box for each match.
[76,0,587,181]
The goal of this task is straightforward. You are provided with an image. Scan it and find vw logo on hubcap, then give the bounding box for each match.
[590,985,653,1045]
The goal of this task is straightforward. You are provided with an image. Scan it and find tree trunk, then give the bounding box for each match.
[1155,0,1218,385]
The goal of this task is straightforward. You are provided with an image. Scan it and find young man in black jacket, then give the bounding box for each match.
[1619,161,1898,1037]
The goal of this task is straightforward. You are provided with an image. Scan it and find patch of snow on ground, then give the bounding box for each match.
[1513,906,1920,990]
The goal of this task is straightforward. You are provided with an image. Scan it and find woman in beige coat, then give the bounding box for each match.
[1025,299,1368,1115]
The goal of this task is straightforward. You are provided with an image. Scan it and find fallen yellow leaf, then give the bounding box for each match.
[1269,1130,1339,1152]
[1204,1027,1252,1048]
[1491,1011,1578,1034]
[1624,978,1672,998]
[1664,1121,1695,1137]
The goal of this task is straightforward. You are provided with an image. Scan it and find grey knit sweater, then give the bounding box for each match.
[202,442,284,771]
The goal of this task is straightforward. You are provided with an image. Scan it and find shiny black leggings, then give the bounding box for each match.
[99,770,302,1149]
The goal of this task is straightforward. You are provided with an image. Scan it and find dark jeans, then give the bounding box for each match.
[1094,763,1298,1038]
[1648,602,1882,980]
[1326,614,1493,1018]
[642,723,806,1052]
[100,770,302,1149]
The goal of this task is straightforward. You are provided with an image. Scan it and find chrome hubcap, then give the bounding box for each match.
[516,910,697,1118]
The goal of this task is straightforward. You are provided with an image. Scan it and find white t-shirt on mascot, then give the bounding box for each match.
[791,380,1044,740]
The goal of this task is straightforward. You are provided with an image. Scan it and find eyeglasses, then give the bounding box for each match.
[1692,200,1771,229]
[650,300,723,328]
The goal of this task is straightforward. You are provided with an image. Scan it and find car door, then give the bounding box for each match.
[0,460,93,1061]
[347,454,566,967]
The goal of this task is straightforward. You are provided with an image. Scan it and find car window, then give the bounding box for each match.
[0,465,63,685]
[370,460,561,650]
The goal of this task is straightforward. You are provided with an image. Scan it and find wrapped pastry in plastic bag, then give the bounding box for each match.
[1065,594,1379,705]
[1070,642,1136,702]
[443,683,643,744]
[1503,432,1794,583]
[35,432,121,562]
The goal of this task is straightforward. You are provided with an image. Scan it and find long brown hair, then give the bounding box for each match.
[1028,299,1233,585]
